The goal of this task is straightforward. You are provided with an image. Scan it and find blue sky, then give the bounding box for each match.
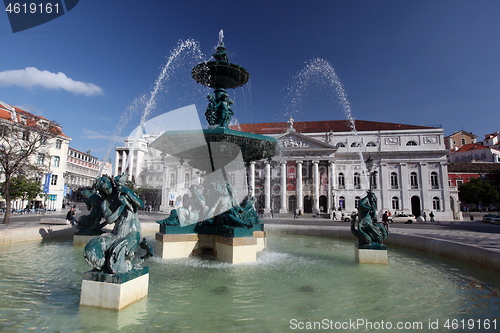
[0,0,499,161]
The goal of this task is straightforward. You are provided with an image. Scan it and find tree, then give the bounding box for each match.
[0,119,56,224]
[11,176,42,203]
[458,177,500,207]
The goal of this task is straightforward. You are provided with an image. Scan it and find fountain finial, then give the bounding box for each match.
[218,29,224,46]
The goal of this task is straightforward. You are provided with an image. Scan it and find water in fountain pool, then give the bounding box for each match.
[0,234,499,332]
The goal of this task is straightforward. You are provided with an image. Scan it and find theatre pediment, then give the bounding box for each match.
[277,132,336,156]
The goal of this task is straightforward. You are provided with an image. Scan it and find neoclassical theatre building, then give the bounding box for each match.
[114,115,459,221]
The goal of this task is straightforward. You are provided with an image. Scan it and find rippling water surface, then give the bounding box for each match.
[0,234,499,332]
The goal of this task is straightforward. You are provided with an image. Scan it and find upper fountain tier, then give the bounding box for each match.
[191,42,249,89]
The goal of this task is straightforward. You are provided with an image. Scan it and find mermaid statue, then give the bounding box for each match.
[83,174,153,274]
[351,190,388,249]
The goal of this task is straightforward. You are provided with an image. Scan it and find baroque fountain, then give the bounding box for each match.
[152,32,279,263]
[0,33,499,331]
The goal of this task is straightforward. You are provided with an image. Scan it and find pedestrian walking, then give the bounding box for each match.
[382,211,389,231]
[293,209,298,219]
[429,211,435,222]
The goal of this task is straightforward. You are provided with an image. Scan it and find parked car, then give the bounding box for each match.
[482,214,500,223]
[388,213,416,224]
[340,212,357,222]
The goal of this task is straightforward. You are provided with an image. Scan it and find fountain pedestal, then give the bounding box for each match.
[80,268,149,310]
[155,225,267,264]
[354,243,388,264]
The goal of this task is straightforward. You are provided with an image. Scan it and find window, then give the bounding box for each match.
[366,142,377,147]
[392,196,399,210]
[350,142,360,147]
[354,196,361,209]
[40,136,47,145]
[353,172,361,189]
[50,174,58,186]
[53,156,60,167]
[370,173,377,189]
[169,173,176,187]
[36,153,45,165]
[432,197,441,210]
[390,172,399,189]
[336,142,345,147]
[184,173,190,188]
[22,130,30,141]
[410,172,418,189]
[406,140,418,146]
[55,139,62,149]
[461,138,466,145]
[430,172,439,189]
[338,173,345,189]
[338,196,345,210]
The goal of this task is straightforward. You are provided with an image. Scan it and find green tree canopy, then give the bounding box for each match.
[458,177,499,205]
[2,176,42,201]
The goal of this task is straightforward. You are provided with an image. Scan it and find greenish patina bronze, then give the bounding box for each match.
[192,37,249,128]
[75,189,105,235]
[351,190,388,249]
[155,32,279,238]
[83,174,153,275]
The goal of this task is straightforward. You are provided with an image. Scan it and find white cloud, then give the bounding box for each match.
[0,67,103,96]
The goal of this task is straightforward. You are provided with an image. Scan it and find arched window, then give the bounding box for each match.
[338,196,345,210]
[366,141,377,147]
[351,142,361,147]
[430,172,439,189]
[353,172,361,189]
[184,173,190,188]
[390,172,399,189]
[169,173,176,187]
[392,196,400,210]
[354,196,361,209]
[432,197,441,210]
[406,140,418,146]
[410,172,418,189]
[336,142,345,147]
[338,173,345,189]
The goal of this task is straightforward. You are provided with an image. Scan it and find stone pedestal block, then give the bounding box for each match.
[155,233,198,259]
[155,229,266,263]
[73,234,98,247]
[355,243,388,264]
[80,268,149,310]
[215,236,258,264]
[253,230,267,252]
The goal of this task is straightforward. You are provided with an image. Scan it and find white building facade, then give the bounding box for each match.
[64,148,101,201]
[0,101,71,211]
[115,117,458,220]
[240,120,456,221]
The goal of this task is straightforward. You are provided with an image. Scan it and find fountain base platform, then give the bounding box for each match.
[355,243,388,264]
[155,228,266,264]
[80,267,149,310]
